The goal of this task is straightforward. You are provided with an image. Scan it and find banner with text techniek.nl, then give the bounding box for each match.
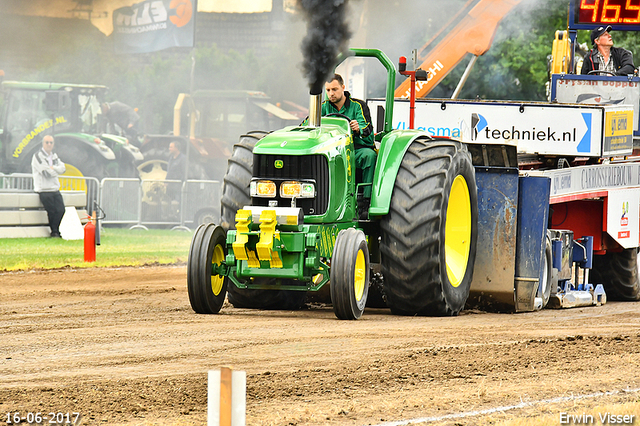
[113,0,196,54]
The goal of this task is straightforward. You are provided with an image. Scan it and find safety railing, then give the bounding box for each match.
[1,173,221,232]
[0,173,100,210]
[100,178,221,230]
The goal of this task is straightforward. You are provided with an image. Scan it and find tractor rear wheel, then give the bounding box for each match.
[221,131,269,231]
[187,223,229,314]
[54,142,108,181]
[380,137,478,316]
[590,248,640,301]
[220,131,307,311]
[139,142,208,180]
[330,228,370,320]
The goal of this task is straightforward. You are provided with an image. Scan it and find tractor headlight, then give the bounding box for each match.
[250,180,276,198]
[280,181,315,198]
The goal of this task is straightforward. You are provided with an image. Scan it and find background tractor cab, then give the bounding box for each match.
[0,81,142,180]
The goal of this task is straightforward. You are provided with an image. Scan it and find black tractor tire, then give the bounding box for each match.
[187,223,229,314]
[220,131,269,231]
[51,142,109,181]
[380,137,478,316]
[139,142,208,180]
[590,248,640,301]
[219,131,307,311]
[112,149,139,178]
[193,208,220,228]
[330,228,370,320]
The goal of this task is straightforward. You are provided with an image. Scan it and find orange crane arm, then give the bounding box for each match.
[395,0,522,99]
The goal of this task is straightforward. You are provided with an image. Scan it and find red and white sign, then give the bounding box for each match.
[607,189,639,249]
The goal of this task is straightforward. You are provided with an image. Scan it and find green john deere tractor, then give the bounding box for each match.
[187,48,479,319]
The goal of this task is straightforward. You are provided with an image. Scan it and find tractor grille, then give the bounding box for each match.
[252,154,329,216]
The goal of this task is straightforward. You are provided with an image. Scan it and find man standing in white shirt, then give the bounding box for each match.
[31,135,66,238]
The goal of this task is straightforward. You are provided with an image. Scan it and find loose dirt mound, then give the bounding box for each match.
[1,266,639,425]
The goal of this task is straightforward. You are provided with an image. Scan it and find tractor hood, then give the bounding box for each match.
[253,118,351,156]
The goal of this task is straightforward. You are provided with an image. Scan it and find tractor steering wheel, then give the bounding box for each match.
[325,113,352,122]
[588,70,616,76]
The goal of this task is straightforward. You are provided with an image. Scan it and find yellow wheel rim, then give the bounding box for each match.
[445,175,472,288]
[211,244,225,296]
[354,248,366,302]
[59,164,87,192]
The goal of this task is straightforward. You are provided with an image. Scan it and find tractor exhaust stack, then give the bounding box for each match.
[308,91,322,127]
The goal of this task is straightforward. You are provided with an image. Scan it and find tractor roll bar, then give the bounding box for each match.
[338,48,396,135]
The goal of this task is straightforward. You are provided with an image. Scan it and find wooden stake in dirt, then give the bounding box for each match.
[208,366,246,426]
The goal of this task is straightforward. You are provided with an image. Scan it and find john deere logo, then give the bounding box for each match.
[274,160,284,169]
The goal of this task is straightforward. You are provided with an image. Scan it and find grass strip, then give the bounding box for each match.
[0,228,193,271]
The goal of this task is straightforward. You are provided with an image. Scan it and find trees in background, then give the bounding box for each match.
[432,0,639,100]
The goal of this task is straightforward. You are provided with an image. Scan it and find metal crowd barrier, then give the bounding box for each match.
[0,173,34,191]
[1,173,221,231]
[0,173,100,212]
[100,178,221,230]
[100,178,142,226]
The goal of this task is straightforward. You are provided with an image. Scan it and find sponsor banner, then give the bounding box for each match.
[603,107,634,155]
[367,99,634,157]
[606,188,639,249]
[553,75,640,134]
[113,0,196,54]
[543,163,640,197]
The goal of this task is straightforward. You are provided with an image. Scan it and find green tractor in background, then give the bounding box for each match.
[0,81,142,180]
[187,49,479,319]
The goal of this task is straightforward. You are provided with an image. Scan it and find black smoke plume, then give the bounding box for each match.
[298,0,352,94]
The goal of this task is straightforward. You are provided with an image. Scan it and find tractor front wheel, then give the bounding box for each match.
[330,228,370,320]
[187,223,229,313]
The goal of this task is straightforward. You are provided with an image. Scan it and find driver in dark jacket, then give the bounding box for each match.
[581,25,635,76]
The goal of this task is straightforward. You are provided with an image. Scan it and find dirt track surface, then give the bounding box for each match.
[1,266,640,426]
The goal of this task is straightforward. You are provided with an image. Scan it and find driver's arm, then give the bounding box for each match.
[616,48,635,75]
[352,100,373,138]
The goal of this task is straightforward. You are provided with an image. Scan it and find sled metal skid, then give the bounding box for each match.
[547,230,607,308]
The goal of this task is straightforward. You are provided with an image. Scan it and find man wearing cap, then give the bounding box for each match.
[581,25,635,76]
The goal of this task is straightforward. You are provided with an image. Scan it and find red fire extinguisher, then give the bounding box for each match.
[84,213,96,263]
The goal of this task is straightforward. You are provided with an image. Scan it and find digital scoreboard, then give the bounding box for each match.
[572,0,640,30]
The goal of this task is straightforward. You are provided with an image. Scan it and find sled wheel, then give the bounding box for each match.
[380,137,478,316]
[187,223,229,313]
[539,235,554,307]
[590,248,640,301]
[330,228,370,320]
